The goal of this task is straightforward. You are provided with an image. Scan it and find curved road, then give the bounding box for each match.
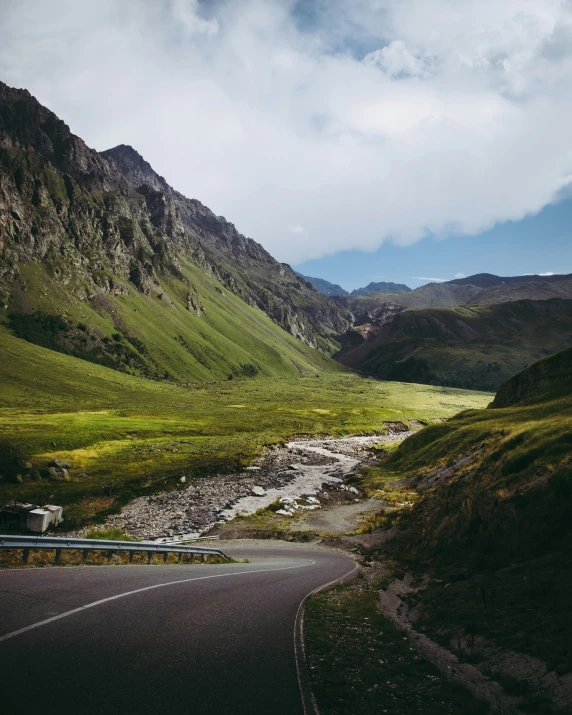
[0,541,355,715]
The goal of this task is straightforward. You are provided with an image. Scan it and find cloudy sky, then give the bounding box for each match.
[2,0,572,289]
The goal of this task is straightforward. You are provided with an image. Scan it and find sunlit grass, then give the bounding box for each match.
[0,328,491,527]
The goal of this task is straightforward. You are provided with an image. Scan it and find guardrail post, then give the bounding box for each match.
[0,536,229,565]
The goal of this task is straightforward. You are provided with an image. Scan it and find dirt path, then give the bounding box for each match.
[290,497,382,534]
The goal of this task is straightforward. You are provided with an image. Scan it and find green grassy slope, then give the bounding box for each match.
[363,349,572,676]
[6,257,341,383]
[0,328,490,527]
[337,298,572,391]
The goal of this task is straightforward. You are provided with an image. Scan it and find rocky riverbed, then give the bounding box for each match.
[77,429,413,540]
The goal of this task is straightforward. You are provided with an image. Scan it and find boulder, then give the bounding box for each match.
[77,472,90,479]
[47,467,70,481]
[49,458,71,469]
[15,474,24,484]
[251,486,266,497]
[46,467,59,480]
[16,458,32,470]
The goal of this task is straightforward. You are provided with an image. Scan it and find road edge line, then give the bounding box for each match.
[294,559,359,715]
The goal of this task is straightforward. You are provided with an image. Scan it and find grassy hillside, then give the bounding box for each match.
[336,298,572,391]
[361,349,572,686]
[5,258,340,383]
[0,328,490,528]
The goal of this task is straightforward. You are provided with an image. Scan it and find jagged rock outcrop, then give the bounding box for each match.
[0,81,350,349]
[102,144,351,348]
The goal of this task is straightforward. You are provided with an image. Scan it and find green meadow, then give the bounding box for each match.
[0,326,491,526]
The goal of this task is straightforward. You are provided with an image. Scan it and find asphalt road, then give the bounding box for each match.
[0,541,356,715]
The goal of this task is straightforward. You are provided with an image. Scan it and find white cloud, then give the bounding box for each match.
[1,1,572,264]
[412,276,447,283]
[289,225,305,234]
[455,272,466,278]
[170,0,218,36]
[363,40,433,78]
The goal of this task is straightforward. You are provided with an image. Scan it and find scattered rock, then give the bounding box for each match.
[73,434,410,540]
[46,467,59,480]
[49,458,71,469]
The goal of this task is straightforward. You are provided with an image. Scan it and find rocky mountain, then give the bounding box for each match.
[339,282,482,314]
[294,275,412,299]
[102,144,350,350]
[0,80,350,380]
[350,281,411,296]
[448,271,571,287]
[339,273,572,315]
[295,273,348,296]
[335,298,572,391]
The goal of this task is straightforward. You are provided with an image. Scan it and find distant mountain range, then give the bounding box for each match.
[339,272,572,314]
[296,273,349,296]
[349,281,411,296]
[334,272,572,391]
[297,274,411,297]
[335,297,572,391]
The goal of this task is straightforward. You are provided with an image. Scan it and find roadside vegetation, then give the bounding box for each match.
[305,580,490,714]
[346,349,572,713]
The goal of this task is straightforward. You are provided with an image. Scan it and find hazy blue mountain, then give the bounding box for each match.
[296,273,349,296]
[350,281,411,296]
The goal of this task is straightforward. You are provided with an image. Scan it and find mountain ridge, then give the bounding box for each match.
[294,272,348,296]
[335,297,572,391]
[350,280,411,296]
[0,80,351,382]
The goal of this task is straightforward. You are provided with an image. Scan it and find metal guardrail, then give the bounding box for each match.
[0,534,230,564]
